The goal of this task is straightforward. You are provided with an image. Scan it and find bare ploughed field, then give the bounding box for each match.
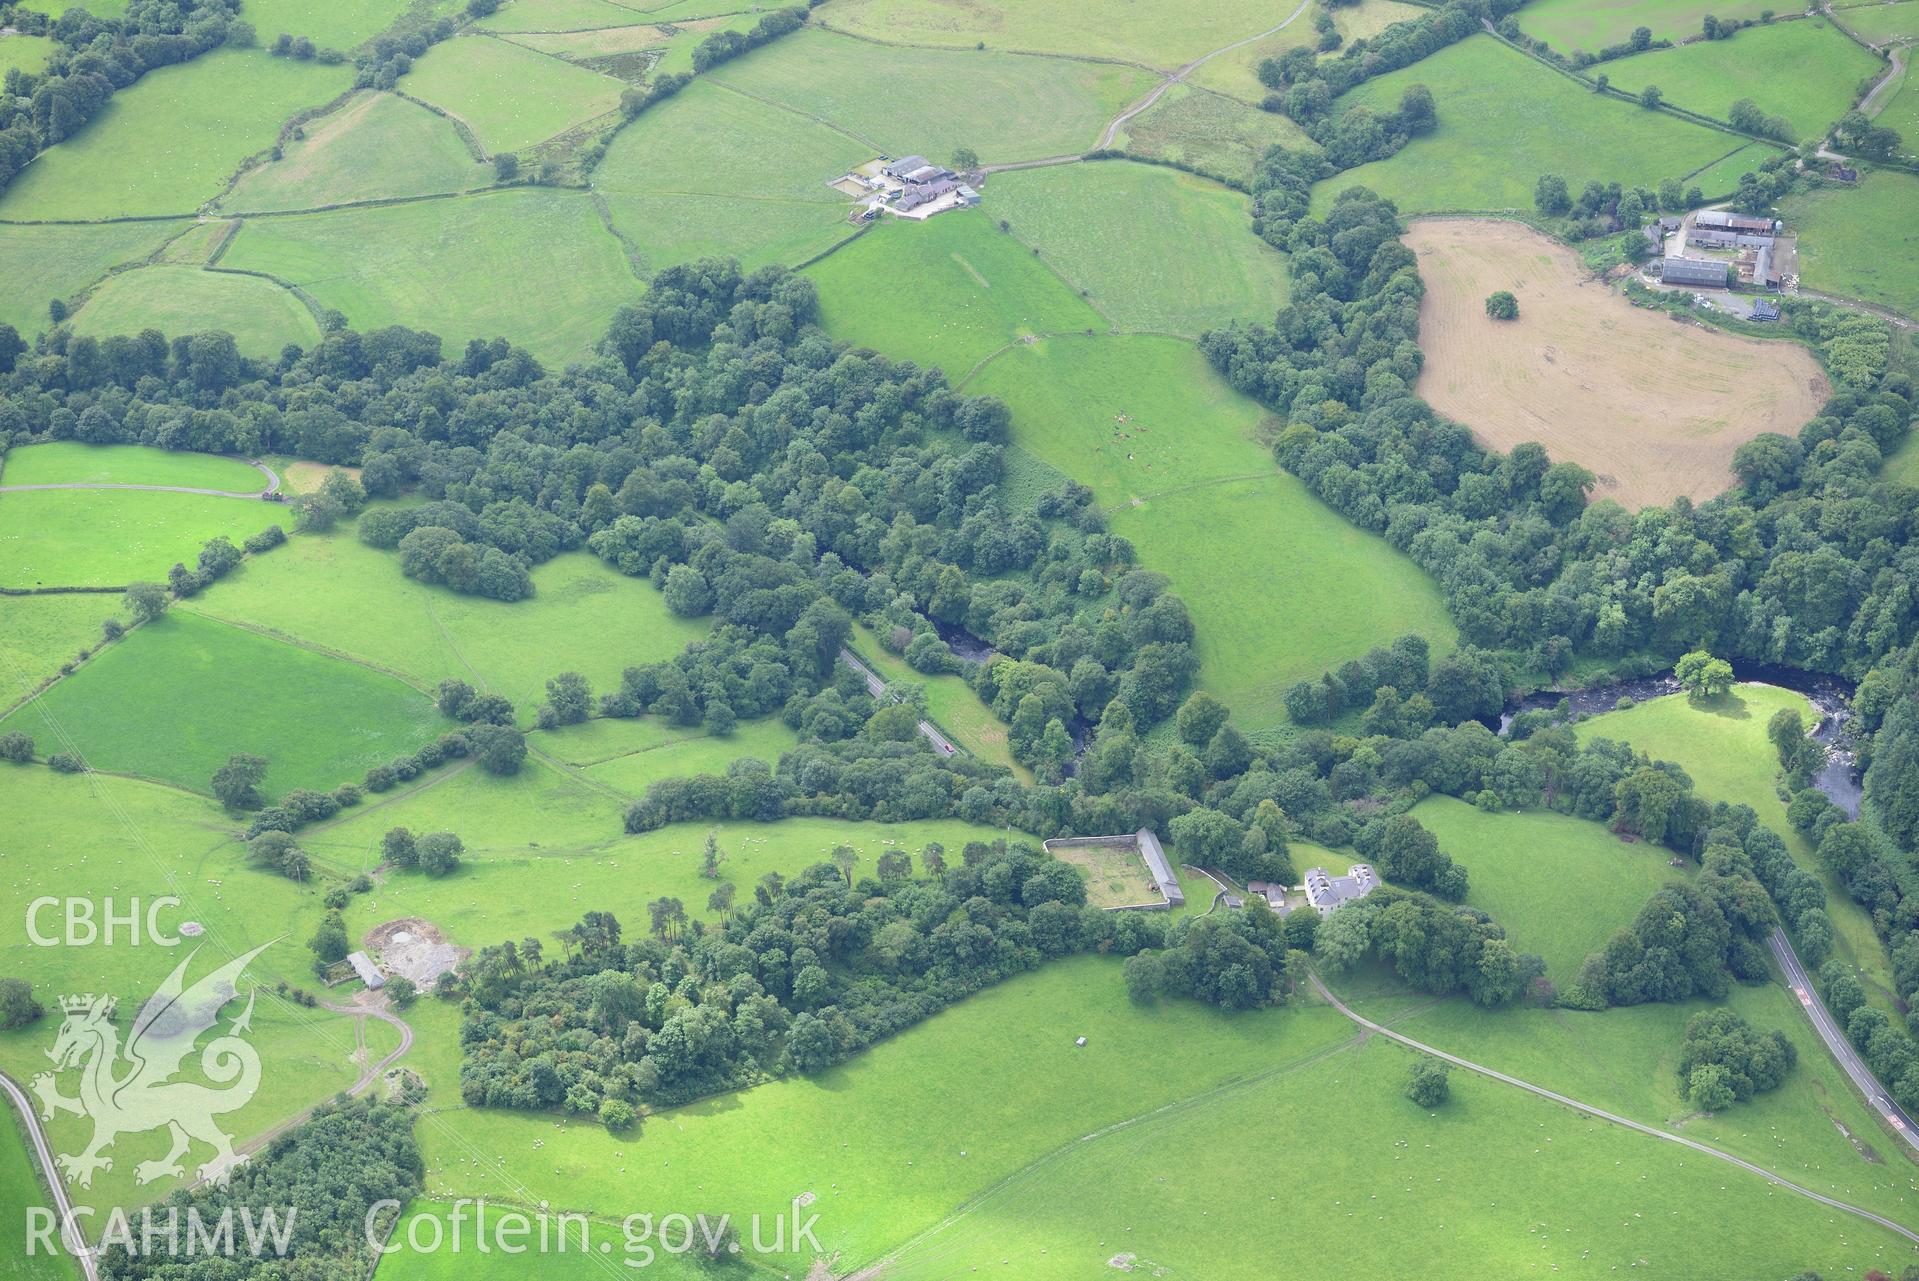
[1406,219,1828,508]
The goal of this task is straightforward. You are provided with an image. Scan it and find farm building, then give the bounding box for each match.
[1687,228,1775,251]
[1136,829,1184,907]
[1751,298,1781,321]
[882,155,955,186]
[1693,209,1779,236]
[1661,256,1731,288]
[1303,864,1377,916]
[1246,879,1290,911]
[1739,242,1782,290]
[346,950,385,990]
[897,178,958,212]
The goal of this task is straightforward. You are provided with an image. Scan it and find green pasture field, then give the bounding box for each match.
[0,595,121,702]
[1601,18,1883,142]
[847,623,1027,777]
[1410,796,1685,981]
[67,265,320,358]
[1313,36,1749,215]
[1188,0,1431,103]
[988,160,1289,336]
[1781,170,1919,320]
[0,220,189,340]
[591,77,866,275]
[969,334,1456,730]
[1836,0,1919,43]
[580,715,800,794]
[151,218,233,265]
[1118,82,1317,187]
[219,188,638,366]
[403,36,623,155]
[817,0,1303,70]
[401,957,1359,1270]
[184,527,710,717]
[634,0,763,19]
[328,815,1008,978]
[808,212,1106,377]
[1519,0,1778,53]
[875,1015,1916,1279]
[0,50,350,221]
[0,489,287,588]
[477,0,656,33]
[1,444,264,491]
[222,91,483,213]
[1575,684,1898,1007]
[0,610,443,795]
[0,32,52,77]
[704,29,1155,165]
[1876,61,1919,163]
[1680,139,1788,197]
[642,13,765,79]
[0,1112,76,1281]
[1388,986,1919,1226]
[0,766,389,1217]
[242,0,411,50]
[501,22,678,59]
[528,714,717,767]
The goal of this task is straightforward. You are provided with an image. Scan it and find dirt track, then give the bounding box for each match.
[1406,219,1828,509]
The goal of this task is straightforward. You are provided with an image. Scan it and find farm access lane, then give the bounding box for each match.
[0,1068,101,1281]
[1307,972,1919,1246]
[1770,928,1919,1154]
[978,0,1316,174]
[837,647,959,756]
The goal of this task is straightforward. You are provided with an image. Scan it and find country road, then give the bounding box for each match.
[1309,972,1919,1246]
[0,458,281,499]
[1770,928,1919,1153]
[838,647,960,756]
[0,1069,100,1281]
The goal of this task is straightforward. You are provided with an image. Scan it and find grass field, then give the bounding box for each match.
[222,91,483,212]
[987,161,1289,336]
[1048,840,1163,907]
[1405,219,1828,508]
[847,623,1026,776]
[1681,138,1788,196]
[0,221,190,339]
[0,444,263,491]
[1874,57,1919,164]
[67,265,320,358]
[1575,684,1898,1008]
[1314,36,1752,214]
[501,21,677,59]
[809,212,1107,375]
[0,1112,77,1281]
[874,1022,1912,1279]
[594,78,867,275]
[1411,796,1685,981]
[0,765,387,1218]
[579,715,800,794]
[0,50,351,221]
[242,0,412,49]
[220,189,637,366]
[403,35,623,154]
[403,958,1361,1270]
[185,525,710,717]
[0,595,121,703]
[0,490,287,588]
[1601,18,1883,142]
[705,28,1155,164]
[1188,0,1429,103]
[1118,82,1316,187]
[477,0,659,33]
[970,334,1456,730]
[0,31,53,77]
[1837,0,1919,43]
[1388,985,1919,1227]
[0,610,443,794]
[819,0,1303,69]
[1781,169,1919,321]
[1519,0,1779,52]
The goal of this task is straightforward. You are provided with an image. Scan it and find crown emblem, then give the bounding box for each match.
[59,993,109,1015]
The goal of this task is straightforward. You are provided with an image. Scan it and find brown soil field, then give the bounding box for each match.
[1405,219,1828,508]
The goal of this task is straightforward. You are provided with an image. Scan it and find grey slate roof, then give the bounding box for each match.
[1136,828,1184,906]
[1661,256,1730,287]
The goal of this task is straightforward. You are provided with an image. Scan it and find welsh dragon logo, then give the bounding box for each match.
[32,942,271,1189]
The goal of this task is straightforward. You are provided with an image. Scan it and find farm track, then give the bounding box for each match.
[1309,973,1919,1247]
[0,458,280,499]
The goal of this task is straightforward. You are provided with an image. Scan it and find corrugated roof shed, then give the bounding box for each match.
[1661,257,1730,287]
